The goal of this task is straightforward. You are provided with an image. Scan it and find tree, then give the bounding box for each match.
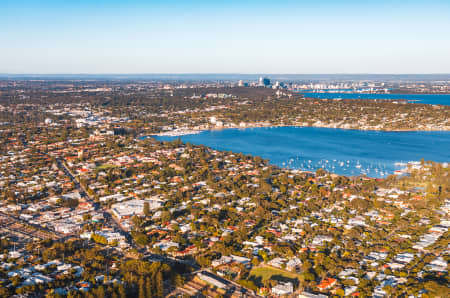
[146,277,153,298]
[135,233,149,246]
[45,290,62,298]
[173,274,184,287]
[335,288,345,297]
[131,215,143,229]
[95,286,105,298]
[143,202,151,216]
[155,271,164,298]
[91,233,108,245]
[118,283,126,298]
[138,276,145,298]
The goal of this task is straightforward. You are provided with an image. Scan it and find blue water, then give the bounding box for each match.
[301,93,450,106]
[153,127,450,178]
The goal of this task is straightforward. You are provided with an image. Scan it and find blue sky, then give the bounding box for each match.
[1,0,450,74]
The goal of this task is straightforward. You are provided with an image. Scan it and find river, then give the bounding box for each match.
[152,127,450,178]
[300,93,450,106]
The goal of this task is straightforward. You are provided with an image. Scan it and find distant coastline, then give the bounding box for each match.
[300,92,450,105]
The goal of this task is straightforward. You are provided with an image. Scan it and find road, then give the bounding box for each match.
[57,157,210,272]
[56,158,134,244]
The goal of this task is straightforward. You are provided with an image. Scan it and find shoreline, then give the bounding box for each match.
[142,127,449,179]
[300,91,450,95]
[145,123,450,138]
[298,92,450,106]
[299,91,450,96]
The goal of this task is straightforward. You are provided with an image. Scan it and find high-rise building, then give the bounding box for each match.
[259,77,264,86]
[258,77,271,87]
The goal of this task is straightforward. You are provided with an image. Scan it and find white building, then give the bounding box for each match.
[271,282,293,296]
[198,273,228,289]
[299,292,328,298]
[54,222,81,234]
[111,199,163,219]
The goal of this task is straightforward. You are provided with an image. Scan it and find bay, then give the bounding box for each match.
[153,127,450,178]
[300,93,450,106]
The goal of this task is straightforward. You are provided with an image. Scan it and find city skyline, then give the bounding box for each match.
[2,0,450,74]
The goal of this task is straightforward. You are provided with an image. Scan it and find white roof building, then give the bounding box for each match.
[272,282,294,296]
[112,199,163,219]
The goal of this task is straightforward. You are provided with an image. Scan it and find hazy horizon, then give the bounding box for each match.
[2,0,450,74]
[2,73,450,82]
[2,72,450,75]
